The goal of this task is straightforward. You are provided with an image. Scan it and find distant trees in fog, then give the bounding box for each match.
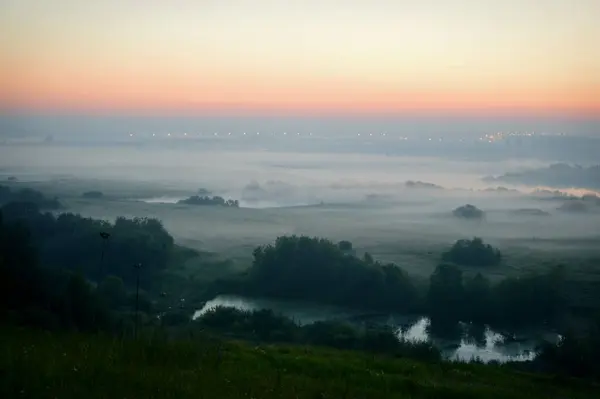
[405,180,444,190]
[452,204,484,219]
[484,163,600,190]
[557,200,591,213]
[82,191,104,199]
[442,237,502,267]
[0,185,61,210]
[178,195,239,208]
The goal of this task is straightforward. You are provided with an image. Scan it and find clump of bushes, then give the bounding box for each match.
[442,237,501,267]
[452,204,484,219]
[178,195,239,207]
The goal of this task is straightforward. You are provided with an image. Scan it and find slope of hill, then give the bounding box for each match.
[1,327,597,399]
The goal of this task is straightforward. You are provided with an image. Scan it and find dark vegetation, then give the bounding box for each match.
[242,236,420,313]
[197,306,441,361]
[452,204,485,219]
[405,180,443,189]
[2,195,600,391]
[0,209,111,332]
[4,328,598,399]
[442,237,502,267]
[511,208,551,216]
[1,201,174,289]
[178,195,239,207]
[212,235,564,331]
[482,186,520,194]
[557,200,593,213]
[0,185,61,209]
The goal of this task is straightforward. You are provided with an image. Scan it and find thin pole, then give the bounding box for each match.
[134,263,141,338]
[98,232,110,282]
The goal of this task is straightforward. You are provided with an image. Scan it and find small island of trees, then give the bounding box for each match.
[0,185,62,210]
[452,204,484,219]
[177,195,239,207]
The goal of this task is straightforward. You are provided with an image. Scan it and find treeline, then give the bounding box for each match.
[246,236,419,313]
[0,201,179,333]
[1,211,112,332]
[178,195,239,207]
[216,235,568,332]
[427,263,567,329]
[1,201,174,289]
[0,185,62,209]
[195,306,441,362]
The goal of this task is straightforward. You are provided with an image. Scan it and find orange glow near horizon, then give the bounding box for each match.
[1,0,599,117]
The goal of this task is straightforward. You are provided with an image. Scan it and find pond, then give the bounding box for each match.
[193,295,557,363]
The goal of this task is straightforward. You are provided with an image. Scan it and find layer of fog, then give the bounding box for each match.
[2,144,598,275]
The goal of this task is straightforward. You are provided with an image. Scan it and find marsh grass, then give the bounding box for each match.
[1,327,597,399]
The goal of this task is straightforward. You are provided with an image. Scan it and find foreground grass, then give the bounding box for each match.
[1,328,598,399]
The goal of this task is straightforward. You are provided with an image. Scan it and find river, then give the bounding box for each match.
[193,295,557,363]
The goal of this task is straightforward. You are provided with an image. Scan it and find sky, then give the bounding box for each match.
[1,0,599,117]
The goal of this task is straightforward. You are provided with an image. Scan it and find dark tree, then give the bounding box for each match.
[427,264,465,323]
[442,237,502,267]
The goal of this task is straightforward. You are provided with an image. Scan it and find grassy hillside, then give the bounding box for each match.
[1,328,597,399]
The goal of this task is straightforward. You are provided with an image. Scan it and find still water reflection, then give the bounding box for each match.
[194,295,549,363]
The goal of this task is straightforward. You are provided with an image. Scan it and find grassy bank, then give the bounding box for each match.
[1,327,597,399]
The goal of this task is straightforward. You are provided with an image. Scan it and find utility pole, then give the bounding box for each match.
[98,232,110,282]
[134,262,142,339]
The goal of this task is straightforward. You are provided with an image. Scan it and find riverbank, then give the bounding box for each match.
[193,294,552,363]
